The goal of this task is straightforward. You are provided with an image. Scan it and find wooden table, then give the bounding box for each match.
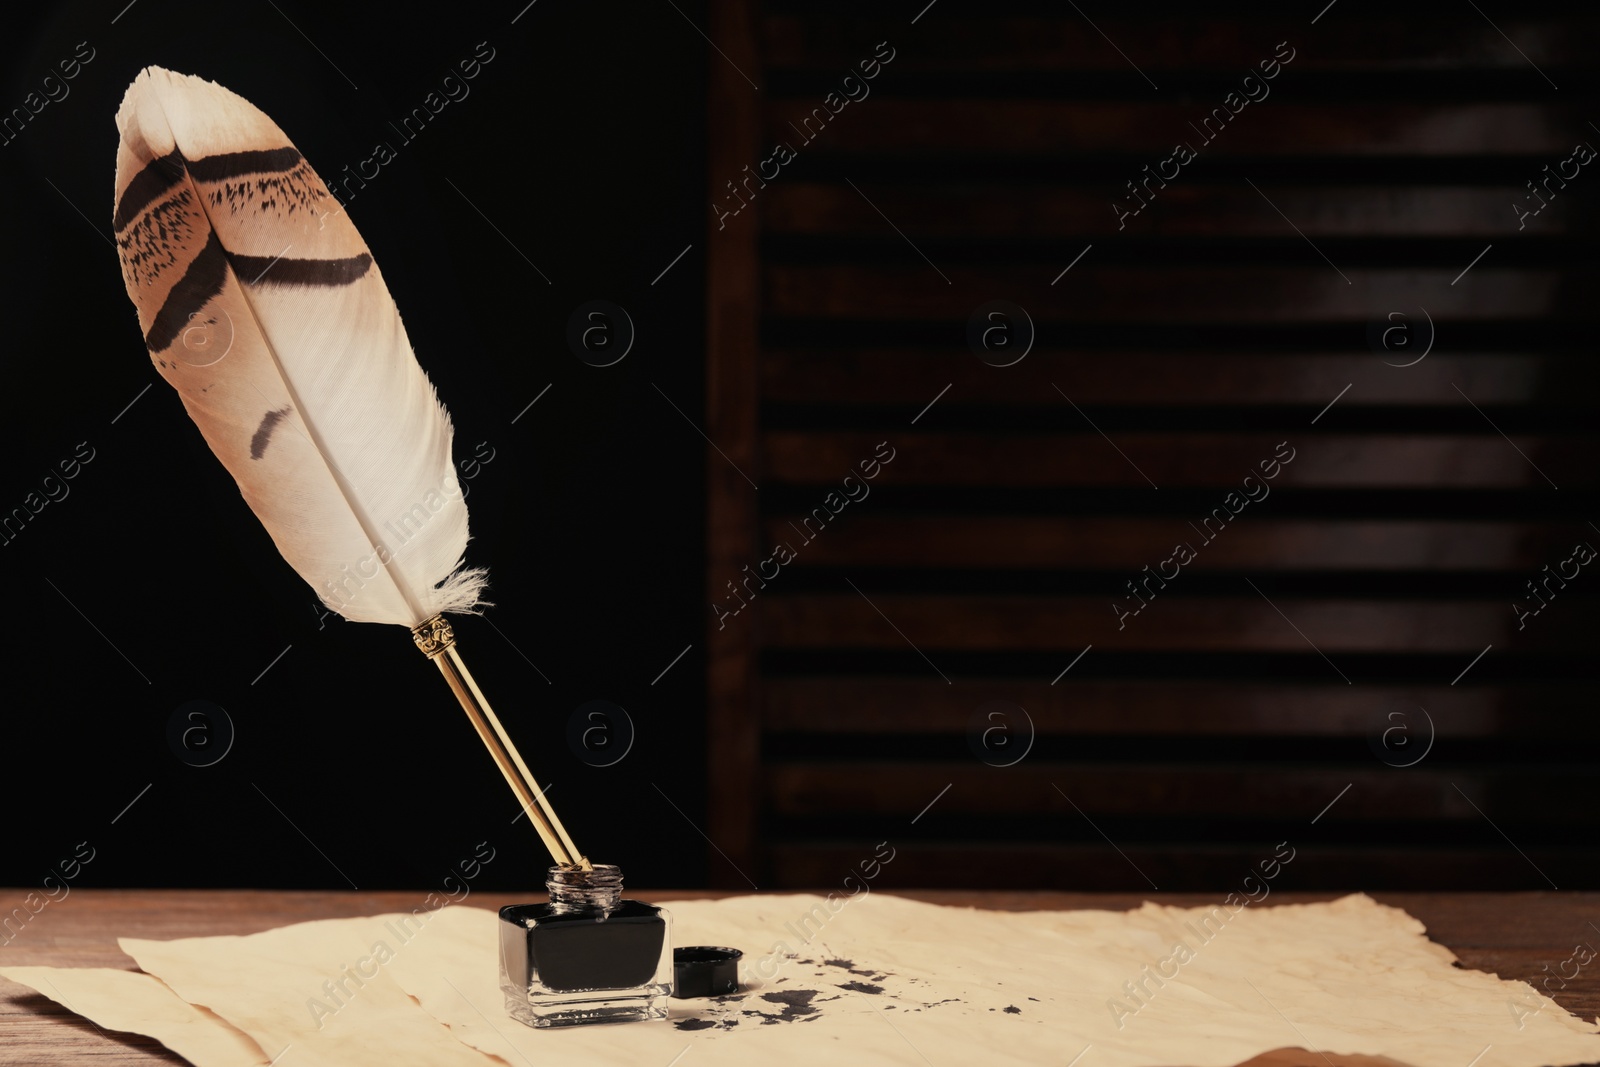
[2,890,1596,1065]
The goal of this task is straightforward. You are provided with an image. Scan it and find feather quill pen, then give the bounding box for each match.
[112,66,586,868]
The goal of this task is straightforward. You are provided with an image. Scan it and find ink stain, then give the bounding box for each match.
[742,989,822,1025]
[675,1018,716,1031]
[823,957,880,977]
[763,990,819,1016]
[1028,997,1039,1002]
[838,981,883,995]
[1004,1005,1021,1014]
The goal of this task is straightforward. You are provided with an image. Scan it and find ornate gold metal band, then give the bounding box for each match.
[411,614,456,659]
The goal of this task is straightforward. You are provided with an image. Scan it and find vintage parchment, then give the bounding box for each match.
[124,913,498,1066]
[0,965,269,1066]
[7,893,1599,1067]
[387,893,1600,1067]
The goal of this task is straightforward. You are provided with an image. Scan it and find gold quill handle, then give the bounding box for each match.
[412,616,590,870]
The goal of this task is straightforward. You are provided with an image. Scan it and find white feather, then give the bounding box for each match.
[112,67,486,626]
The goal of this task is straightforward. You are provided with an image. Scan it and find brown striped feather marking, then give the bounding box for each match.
[115,148,374,355]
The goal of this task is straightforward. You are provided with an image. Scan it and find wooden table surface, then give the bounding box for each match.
[2,889,1597,1065]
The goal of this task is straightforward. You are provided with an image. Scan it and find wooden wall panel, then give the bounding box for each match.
[704,0,765,887]
[766,764,1583,823]
[762,679,1592,736]
[705,0,1599,890]
[763,16,1593,72]
[759,518,1558,570]
[764,185,1558,238]
[760,595,1563,652]
[763,433,1589,488]
[761,353,1563,405]
[764,102,1579,156]
[763,266,1579,321]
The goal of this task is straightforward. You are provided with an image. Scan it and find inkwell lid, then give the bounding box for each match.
[672,946,742,999]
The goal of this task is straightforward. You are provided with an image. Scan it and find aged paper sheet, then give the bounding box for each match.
[7,893,1598,1067]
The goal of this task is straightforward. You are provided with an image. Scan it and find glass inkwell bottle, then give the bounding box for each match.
[403,621,671,1026]
[499,863,672,1027]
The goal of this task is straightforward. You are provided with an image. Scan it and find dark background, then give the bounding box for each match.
[1,0,710,893]
[2,0,1597,896]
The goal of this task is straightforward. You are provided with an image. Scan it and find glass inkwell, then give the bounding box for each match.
[404,621,677,1027]
[410,621,727,1028]
[499,864,672,1027]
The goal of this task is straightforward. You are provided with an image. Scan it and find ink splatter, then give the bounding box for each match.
[823,957,881,977]
[674,951,984,1031]
[745,989,821,1025]
[838,981,883,995]
[1003,1005,1021,1014]
[765,990,820,1016]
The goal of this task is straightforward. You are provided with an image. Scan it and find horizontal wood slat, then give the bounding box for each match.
[763,185,1572,238]
[765,265,1581,321]
[768,843,1579,890]
[759,517,1571,570]
[762,353,1563,406]
[766,764,1578,821]
[762,678,1591,735]
[765,102,1581,155]
[761,595,1568,652]
[763,17,1591,73]
[764,433,1586,488]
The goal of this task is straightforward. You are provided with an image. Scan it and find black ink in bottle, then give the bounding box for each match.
[499,864,671,1027]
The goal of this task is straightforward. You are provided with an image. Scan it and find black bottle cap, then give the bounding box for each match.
[672,946,742,998]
